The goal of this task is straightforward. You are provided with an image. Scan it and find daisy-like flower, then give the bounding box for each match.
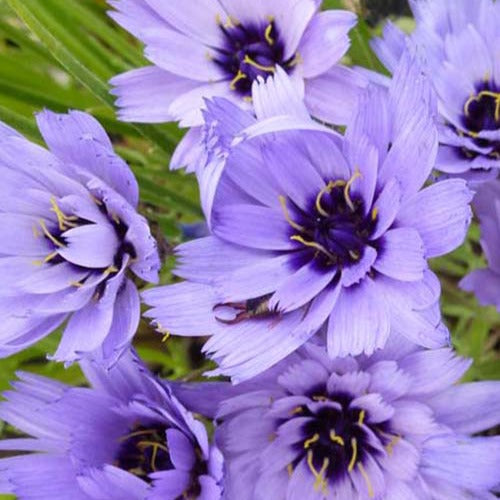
[107,0,366,168]
[460,179,500,309]
[0,111,159,363]
[143,55,472,382]
[370,0,500,177]
[214,341,500,499]
[0,350,223,499]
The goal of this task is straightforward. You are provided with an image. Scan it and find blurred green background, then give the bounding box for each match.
[0,1,498,497]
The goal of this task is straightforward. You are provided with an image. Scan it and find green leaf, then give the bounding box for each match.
[5,0,174,154]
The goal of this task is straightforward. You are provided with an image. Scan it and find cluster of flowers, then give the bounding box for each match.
[0,0,499,498]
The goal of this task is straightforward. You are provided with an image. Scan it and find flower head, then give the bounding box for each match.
[143,55,472,382]
[107,0,366,153]
[460,179,500,308]
[0,111,160,363]
[214,341,500,499]
[371,0,500,176]
[0,350,223,499]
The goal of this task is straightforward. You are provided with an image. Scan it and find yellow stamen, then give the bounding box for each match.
[304,433,320,449]
[50,197,78,231]
[315,180,346,217]
[287,464,294,477]
[70,281,84,288]
[111,213,120,225]
[329,430,345,446]
[243,55,275,73]
[307,451,329,494]
[371,207,379,221]
[229,70,247,91]
[288,52,303,68]
[103,265,119,277]
[44,251,59,263]
[290,406,303,415]
[32,250,59,266]
[349,250,360,261]
[348,437,358,472]
[118,429,159,442]
[161,331,171,343]
[312,395,329,402]
[32,224,41,238]
[378,430,401,456]
[39,219,65,248]
[264,23,274,45]
[357,462,375,498]
[243,96,253,103]
[90,194,103,206]
[279,195,307,232]
[291,235,336,262]
[344,168,362,212]
[464,90,500,122]
[358,410,366,425]
[137,441,169,472]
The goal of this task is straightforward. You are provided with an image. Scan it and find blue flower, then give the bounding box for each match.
[107,0,367,170]
[0,350,223,499]
[143,55,472,383]
[208,341,500,499]
[371,0,500,177]
[0,111,159,364]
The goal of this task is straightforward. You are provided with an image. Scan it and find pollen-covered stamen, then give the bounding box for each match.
[213,18,299,96]
[116,425,172,481]
[50,197,78,231]
[290,392,387,495]
[464,90,500,126]
[458,80,500,161]
[282,171,375,269]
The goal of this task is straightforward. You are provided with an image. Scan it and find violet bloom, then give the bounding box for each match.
[0,350,223,499]
[214,341,500,499]
[460,179,500,308]
[143,55,472,382]
[107,0,366,168]
[0,111,159,363]
[371,0,500,177]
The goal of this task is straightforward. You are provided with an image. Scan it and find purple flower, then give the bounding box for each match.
[0,350,223,499]
[370,0,500,176]
[143,55,473,383]
[213,341,500,499]
[0,111,160,364]
[107,0,367,168]
[460,179,500,308]
[197,67,339,221]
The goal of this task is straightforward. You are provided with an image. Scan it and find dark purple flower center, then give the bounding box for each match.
[281,172,376,270]
[116,423,208,497]
[36,196,137,296]
[288,390,397,496]
[457,80,500,161]
[116,424,172,481]
[213,17,299,97]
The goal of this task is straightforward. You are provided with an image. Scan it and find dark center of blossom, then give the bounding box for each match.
[280,171,376,270]
[288,390,399,497]
[213,17,299,97]
[458,80,500,161]
[34,196,137,296]
[116,424,172,481]
[116,424,208,497]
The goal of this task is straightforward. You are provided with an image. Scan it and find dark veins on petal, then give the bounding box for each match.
[213,16,300,97]
[456,80,500,161]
